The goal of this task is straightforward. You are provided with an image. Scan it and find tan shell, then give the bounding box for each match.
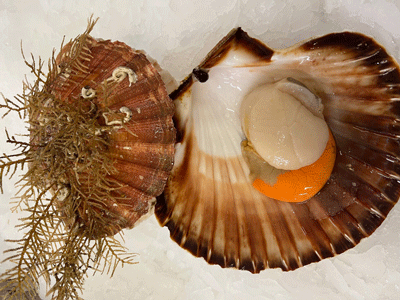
[156,28,400,272]
[32,35,175,238]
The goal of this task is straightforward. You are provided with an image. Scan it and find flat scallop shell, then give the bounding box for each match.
[155,28,400,272]
[34,34,176,238]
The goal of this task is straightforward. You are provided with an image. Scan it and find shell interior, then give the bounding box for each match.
[155,28,400,272]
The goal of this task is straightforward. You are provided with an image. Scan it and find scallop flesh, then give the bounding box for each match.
[155,28,400,272]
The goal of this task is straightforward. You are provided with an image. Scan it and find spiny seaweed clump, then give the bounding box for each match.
[0,18,136,300]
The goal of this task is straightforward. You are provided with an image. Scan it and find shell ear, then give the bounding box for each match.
[156,29,400,273]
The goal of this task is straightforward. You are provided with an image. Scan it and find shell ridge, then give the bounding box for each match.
[343,204,371,237]
[263,201,306,270]
[325,110,400,138]
[107,140,175,169]
[255,196,287,269]
[320,217,355,255]
[192,81,242,159]
[338,200,384,239]
[333,136,400,185]
[197,112,219,262]
[179,143,209,254]
[198,151,218,261]
[107,161,169,196]
[213,152,241,268]
[226,165,258,270]
[324,98,397,117]
[338,151,400,202]
[166,133,202,249]
[329,211,361,246]
[290,203,334,262]
[178,131,242,268]
[241,192,270,272]
[328,118,400,153]
[280,201,329,268]
[196,101,252,269]
[330,162,392,230]
[330,163,394,216]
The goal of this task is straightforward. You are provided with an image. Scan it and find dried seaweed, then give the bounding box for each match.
[0,17,137,299]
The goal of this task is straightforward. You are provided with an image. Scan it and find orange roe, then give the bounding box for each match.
[252,130,336,203]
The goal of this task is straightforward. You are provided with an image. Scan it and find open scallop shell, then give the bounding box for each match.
[155,28,400,272]
[32,33,176,238]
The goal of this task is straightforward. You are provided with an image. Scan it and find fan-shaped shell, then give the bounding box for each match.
[32,35,175,238]
[155,28,400,272]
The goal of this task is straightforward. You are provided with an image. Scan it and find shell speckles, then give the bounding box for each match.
[155,28,400,272]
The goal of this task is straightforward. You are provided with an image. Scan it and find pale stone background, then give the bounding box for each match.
[0,0,399,299]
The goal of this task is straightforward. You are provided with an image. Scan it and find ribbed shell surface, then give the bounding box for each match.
[156,29,400,272]
[48,36,176,238]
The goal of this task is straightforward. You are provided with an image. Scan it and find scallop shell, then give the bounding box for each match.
[32,34,175,238]
[155,28,400,272]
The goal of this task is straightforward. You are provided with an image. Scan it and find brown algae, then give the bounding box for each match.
[0,17,175,299]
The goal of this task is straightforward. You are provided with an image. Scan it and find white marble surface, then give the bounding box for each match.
[0,0,399,299]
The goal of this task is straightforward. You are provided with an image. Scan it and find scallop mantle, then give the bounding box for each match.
[155,28,400,272]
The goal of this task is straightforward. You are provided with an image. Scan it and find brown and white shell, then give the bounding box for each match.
[155,28,400,272]
[32,33,176,238]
